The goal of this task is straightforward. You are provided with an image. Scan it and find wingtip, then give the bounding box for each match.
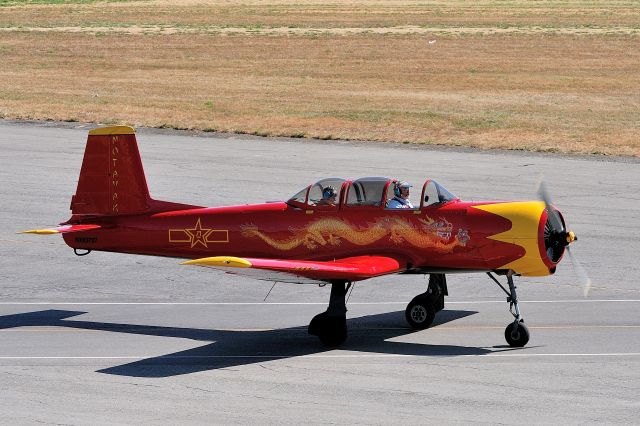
[181,256,252,268]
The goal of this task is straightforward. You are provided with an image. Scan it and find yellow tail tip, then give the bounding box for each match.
[18,229,60,235]
[88,126,135,136]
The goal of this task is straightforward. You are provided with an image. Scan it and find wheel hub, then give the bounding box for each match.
[410,305,427,323]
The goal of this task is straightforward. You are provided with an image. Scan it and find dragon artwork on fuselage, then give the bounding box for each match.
[240,216,469,252]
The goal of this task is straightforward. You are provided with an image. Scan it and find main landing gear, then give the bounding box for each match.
[308,272,529,348]
[309,275,449,347]
[487,270,530,347]
[405,274,448,330]
[308,281,350,347]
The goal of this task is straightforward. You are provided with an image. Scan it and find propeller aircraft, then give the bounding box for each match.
[21,126,581,347]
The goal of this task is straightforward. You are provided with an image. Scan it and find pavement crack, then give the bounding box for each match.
[184,385,223,395]
[258,363,279,372]
[118,382,162,389]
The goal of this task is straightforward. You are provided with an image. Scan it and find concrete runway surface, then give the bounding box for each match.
[1,122,639,424]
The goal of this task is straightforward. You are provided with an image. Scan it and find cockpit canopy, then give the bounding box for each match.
[345,177,388,207]
[289,178,346,207]
[423,179,457,207]
[287,177,457,210]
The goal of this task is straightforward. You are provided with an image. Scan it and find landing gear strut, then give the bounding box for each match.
[487,270,530,347]
[308,281,350,347]
[405,274,448,329]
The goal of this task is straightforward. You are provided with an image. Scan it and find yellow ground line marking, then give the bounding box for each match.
[522,280,640,294]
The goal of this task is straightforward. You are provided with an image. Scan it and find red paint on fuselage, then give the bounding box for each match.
[62,199,529,273]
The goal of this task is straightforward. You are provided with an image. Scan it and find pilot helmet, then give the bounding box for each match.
[322,186,337,199]
[394,181,412,197]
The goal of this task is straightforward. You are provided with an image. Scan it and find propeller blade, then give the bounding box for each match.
[537,178,564,232]
[566,246,592,297]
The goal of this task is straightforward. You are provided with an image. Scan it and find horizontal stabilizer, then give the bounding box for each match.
[182,255,401,284]
[19,224,101,235]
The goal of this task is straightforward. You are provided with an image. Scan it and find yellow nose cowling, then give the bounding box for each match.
[472,201,553,277]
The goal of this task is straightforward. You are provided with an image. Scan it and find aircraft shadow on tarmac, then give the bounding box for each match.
[0,308,518,378]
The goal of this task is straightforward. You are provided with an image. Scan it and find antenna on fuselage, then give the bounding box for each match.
[264,282,277,302]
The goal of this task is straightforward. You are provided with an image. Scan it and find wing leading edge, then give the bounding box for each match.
[182,255,402,284]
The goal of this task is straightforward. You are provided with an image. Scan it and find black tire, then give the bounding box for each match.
[318,325,348,347]
[308,312,325,336]
[504,321,530,347]
[309,313,348,347]
[405,296,436,329]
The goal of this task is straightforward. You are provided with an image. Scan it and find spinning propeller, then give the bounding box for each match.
[538,179,592,296]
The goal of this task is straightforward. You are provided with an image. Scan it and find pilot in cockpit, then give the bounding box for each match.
[388,181,414,209]
[316,186,337,206]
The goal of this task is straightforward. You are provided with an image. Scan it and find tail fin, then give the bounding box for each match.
[71,126,151,216]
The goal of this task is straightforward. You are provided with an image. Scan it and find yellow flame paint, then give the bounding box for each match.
[472,201,550,276]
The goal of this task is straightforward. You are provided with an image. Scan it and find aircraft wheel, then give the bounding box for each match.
[309,312,347,347]
[505,321,530,347]
[318,323,347,347]
[405,296,436,330]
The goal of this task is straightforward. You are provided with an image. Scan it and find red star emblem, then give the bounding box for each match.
[184,218,213,248]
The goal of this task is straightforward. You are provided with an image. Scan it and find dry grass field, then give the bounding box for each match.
[0,0,638,155]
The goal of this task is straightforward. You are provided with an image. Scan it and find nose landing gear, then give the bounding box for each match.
[505,320,529,347]
[487,270,530,347]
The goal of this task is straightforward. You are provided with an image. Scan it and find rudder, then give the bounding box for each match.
[71,126,150,216]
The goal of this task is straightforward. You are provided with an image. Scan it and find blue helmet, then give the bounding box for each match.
[322,186,337,199]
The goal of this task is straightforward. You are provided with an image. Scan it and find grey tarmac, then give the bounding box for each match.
[1,121,639,424]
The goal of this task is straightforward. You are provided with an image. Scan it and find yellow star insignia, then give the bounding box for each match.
[184,218,213,248]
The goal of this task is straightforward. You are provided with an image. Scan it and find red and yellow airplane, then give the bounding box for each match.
[22,126,580,347]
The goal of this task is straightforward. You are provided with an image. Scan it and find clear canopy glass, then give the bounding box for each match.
[288,178,346,207]
[423,180,457,207]
[288,177,457,209]
[345,177,389,207]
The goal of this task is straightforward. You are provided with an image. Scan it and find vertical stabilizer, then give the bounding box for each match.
[71,126,150,215]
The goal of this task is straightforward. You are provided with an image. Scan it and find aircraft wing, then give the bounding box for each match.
[19,224,102,235]
[181,255,402,284]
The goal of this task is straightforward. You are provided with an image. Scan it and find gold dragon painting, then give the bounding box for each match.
[241,216,470,252]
